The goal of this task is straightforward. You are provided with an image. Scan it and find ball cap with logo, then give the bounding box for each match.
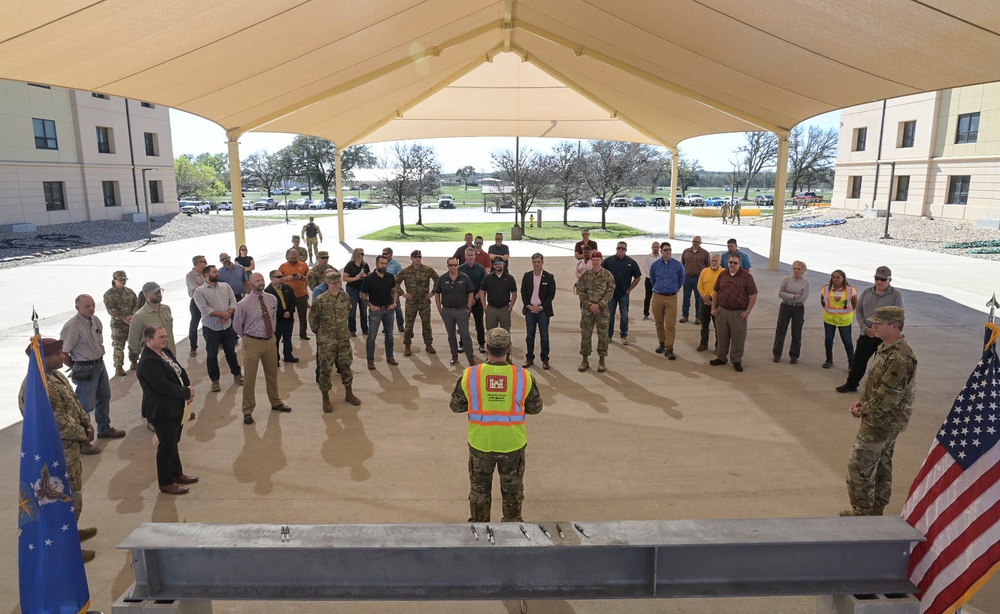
[868,306,904,323]
[875,265,892,278]
[485,327,511,348]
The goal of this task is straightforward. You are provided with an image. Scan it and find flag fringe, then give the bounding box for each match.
[986,322,998,352]
[943,560,1000,614]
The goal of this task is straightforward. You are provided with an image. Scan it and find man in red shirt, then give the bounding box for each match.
[278,249,311,340]
[709,253,758,372]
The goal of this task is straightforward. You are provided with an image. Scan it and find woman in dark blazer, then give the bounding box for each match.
[137,324,198,495]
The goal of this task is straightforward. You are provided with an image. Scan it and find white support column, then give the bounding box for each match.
[669,147,679,239]
[769,134,790,270]
[227,135,246,251]
[335,149,345,243]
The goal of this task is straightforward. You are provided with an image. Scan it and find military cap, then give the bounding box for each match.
[590,250,603,259]
[113,270,127,280]
[411,249,422,258]
[869,306,904,323]
[317,251,329,258]
[292,235,301,240]
[875,266,892,278]
[142,281,162,295]
[325,270,342,283]
[26,337,62,356]
[485,327,511,348]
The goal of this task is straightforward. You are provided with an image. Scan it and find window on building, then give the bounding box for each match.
[91,92,109,100]
[102,181,119,207]
[149,180,163,204]
[144,132,159,156]
[900,121,916,148]
[852,127,867,152]
[140,101,155,109]
[946,176,971,205]
[893,175,910,202]
[43,182,66,211]
[96,126,113,154]
[848,176,862,199]
[956,113,980,144]
[32,118,58,150]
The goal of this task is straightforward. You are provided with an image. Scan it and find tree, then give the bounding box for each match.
[455,165,476,191]
[280,136,376,200]
[728,157,747,203]
[545,141,585,226]
[737,132,778,200]
[491,146,553,230]
[241,151,282,196]
[195,152,230,190]
[175,155,222,199]
[645,149,673,193]
[676,154,702,193]
[787,125,838,200]
[580,140,657,229]
[374,142,439,234]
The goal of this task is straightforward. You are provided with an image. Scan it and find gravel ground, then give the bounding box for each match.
[747,208,1000,261]
[0,213,282,269]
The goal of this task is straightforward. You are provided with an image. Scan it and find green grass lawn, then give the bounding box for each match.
[360,222,645,242]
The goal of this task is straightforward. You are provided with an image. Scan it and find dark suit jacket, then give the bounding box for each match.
[137,347,191,421]
[265,283,297,322]
[520,270,556,317]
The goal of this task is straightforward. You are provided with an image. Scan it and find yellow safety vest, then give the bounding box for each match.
[460,363,532,453]
[822,285,856,327]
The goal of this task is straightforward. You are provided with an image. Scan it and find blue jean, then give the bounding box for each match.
[203,326,241,382]
[346,286,368,335]
[524,309,550,361]
[682,274,702,318]
[74,360,112,432]
[367,307,396,361]
[394,303,404,330]
[824,322,855,363]
[607,292,631,339]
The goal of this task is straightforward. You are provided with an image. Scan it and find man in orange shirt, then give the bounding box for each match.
[278,248,311,340]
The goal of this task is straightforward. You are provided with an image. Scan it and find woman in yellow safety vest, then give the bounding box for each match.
[820,269,857,369]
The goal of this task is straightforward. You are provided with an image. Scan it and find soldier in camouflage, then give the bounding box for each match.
[309,270,361,412]
[19,338,98,562]
[103,270,139,376]
[450,328,543,523]
[576,251,616,372]
[396,249,440,356]
[290,235,309,263]
[307,250,339,292]
[842,306,917,516]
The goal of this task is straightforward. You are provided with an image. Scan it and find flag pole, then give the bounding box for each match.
[988,294,998,323]
[31,306,39,337]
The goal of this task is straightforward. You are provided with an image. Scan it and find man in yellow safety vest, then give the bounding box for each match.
[450,327,543,522]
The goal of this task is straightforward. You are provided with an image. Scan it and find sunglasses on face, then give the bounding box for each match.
[874,276,888,282]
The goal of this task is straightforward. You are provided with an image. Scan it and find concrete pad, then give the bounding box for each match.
[2,206,999,612]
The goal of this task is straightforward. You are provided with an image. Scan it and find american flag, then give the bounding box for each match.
[903,323,1000,614]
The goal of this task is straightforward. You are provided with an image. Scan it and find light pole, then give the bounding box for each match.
[141,168,154,244]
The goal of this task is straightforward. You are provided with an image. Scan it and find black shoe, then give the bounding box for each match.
[836,384,858,393]
[709,358,727,366]
[772,356,780,363]
[655,343,665,354]
[665,349,676,361]
[284,356,300,363]
[733,362,744,372]
[243,415,254,425]
[271,404,292,412]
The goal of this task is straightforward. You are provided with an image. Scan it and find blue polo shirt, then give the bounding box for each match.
[649,257,685,294]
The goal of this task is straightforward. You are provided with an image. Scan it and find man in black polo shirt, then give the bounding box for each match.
[458,247,488,354]
[434,257,477,366]
[479,257,517,359]
[360,255,399,370]
[602,241,642,345]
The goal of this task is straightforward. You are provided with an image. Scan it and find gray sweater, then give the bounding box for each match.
[778,276,810,305]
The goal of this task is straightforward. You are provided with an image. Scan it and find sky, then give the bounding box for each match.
[169,109,842,174]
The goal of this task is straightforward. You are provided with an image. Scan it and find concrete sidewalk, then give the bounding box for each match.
[2,205,999,613]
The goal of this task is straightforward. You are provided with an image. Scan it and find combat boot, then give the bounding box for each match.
[425,344,436,354]
[115,366,126,377]
[597,357,607,372]
[344,385,361,406]
[129,360,138,371]
[578,356,589,372]
[321,391,333,413]
[404,344,412,357]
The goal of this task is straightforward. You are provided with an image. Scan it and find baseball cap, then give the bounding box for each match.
[113,270,127,280]
[874,266,892,278]
[485,327,510,348]
[869,306,904,323]
[142,281,162,294]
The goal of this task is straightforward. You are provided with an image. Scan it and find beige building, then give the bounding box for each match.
[832,83,1000,223]
[0,79,177,230]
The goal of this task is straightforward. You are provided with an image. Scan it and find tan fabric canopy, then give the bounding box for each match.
[3,0,1000,148]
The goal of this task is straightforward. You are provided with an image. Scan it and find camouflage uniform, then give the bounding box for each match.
[19,370,92,521]
[301,222,323,263]
[396,265,440,346]
[308,289,353,392]
[846,336,917,515]
[103,284,139,368]
[576,267,615,357]
[307,263,338,291]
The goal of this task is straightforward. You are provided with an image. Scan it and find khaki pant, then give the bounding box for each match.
[242,335,281,414]
[650,292,678,348]
[716,307,748,364]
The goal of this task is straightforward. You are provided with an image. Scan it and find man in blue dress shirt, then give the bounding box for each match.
[648,242,686,360]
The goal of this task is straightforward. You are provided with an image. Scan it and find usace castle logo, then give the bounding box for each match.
[485,375,508,392]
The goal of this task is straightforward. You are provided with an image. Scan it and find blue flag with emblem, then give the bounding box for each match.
[18,336,91,613]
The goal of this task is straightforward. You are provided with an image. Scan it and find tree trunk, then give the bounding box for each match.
[563,203,570,225]
[398,206,406,234]
[416,203,423,226]
[601,205,608,230]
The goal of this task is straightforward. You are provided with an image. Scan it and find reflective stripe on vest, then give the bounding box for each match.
[822,285,854,314]
[464,364,527,425]
[461,363,531,453]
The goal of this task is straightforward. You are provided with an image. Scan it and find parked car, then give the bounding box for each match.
[675,192,686,205]
[498,196,515,208]
[253,198,277,210]
[216,201,232,211]
[323,197,338,209]
[704,197,724,207]
[611,196,629,207]
[344,196,363,210]
[630,196,648,207]
[289,198,309,209]
[242,201,254,211]
[573,198,591,208]
[754,194,775,206]
[591,196,604,207]
[686,193,705,206]
[179,200,211,214]
[724,196,741,205]
[650,196,666,207]
[793,191,823,205]
[438,195,455,209]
